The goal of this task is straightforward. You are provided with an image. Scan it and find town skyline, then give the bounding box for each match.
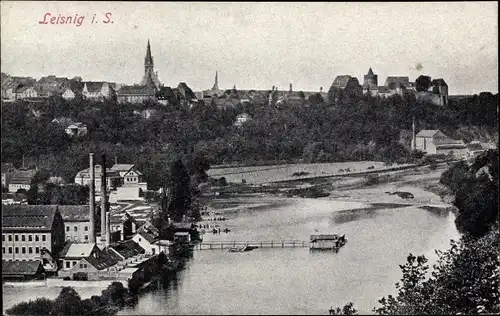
[1,2,498,95]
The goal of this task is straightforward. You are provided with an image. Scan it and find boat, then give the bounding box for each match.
[309,234,347,251]
[228,244,259,252]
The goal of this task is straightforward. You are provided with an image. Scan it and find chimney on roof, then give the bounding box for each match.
[89,153,96,243]
[100,154,108,244]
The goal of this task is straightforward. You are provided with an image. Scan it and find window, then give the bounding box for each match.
[66,261,70,268]
[21,235,25,242]
[15,247,19,254]
[72,261,77,266]
[22,247,26,254]
[28,235,33,242]
[84,235,88,241]
[138,237,142,242]
[2,235,4,242]
[42,235,46,242]
[152,248,155,255]
[8,247,12,254]
[28,247,33,254]
[35,247,39,254]
[35,235,39,242]
[74,226,77,232]
[84,226,88,231]
[15,235,19,242]
[66,226,70,232]
[80,263,84,269]
[8,235,12,241]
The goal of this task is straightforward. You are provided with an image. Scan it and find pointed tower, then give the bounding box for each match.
[212,71,219,91]
[363,66,378,93]
[145,39,154,75]
[141,40,160,88]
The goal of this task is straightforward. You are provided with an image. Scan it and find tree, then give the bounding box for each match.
[167,159,192,222]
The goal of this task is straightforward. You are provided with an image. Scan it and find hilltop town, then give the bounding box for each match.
[2,40,450,108]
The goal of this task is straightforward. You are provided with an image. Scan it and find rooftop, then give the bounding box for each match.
[2,205,59,232]
[58,205,90,222]
[2,261,43,276]
[58,243,97,258]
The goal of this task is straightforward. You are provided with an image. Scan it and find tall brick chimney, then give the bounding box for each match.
[100,154,107,243]
[89,153,96,243]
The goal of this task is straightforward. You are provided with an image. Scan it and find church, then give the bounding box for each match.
[116,40,161,104]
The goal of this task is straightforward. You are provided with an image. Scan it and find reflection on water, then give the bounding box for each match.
[117,197,459,315]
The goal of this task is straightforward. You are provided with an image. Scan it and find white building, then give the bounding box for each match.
[413,129,468,158]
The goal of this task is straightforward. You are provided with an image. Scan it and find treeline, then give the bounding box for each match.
[1,91,497,190]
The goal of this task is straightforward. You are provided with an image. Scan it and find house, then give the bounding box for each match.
[57,246,120,281]
[8,169,37,193]
[65,122,88,137]
[108,239,146,262]
[2,205,65,273]
[413,129,468,158]
[74,165,121,192]
[2,260,45,280]
[116,85,157,104]
[132,224,172,256]
[83,82,112,100]
[17,86,38,99]
[110,212,138,241]
[1,76,38,100]
[62,80,85,100]
[110,164,144,186]
[234,113,251,127]
[57,242,101,271]
[58,205,93,243]
[1,162,17,189]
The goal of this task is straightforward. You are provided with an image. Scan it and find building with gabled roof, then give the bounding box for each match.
[413,129,467,158]
[58,205,94,243]
[83,81,112,100]
[2,205,65,268]
[329,75,363,100]
[2,260,45,280]
[74,165,121,192]
[8,169,37,193]
[65,122,88,137]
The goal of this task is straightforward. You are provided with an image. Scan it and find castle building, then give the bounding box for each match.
[139,40,161,89]
[363,67,378,95]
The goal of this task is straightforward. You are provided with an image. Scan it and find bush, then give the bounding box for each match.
[429,163,438,171]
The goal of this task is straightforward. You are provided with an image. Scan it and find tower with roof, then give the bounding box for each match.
[363,67,378,92]
[140,40,161,88]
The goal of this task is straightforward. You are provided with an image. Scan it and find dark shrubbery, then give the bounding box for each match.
[6,282,129,316]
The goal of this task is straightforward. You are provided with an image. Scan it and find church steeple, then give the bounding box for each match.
[367,67,374,76]
[145,39,153,66]
[212,71,219,90]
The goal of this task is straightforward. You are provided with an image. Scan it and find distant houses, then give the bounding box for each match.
[8,169,37,193]
[65,122,88,137]
[413,129,468,158]
[74,163,147,193]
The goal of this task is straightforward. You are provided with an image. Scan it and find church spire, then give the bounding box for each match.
[367,66,374,76]
[145,39,153,65]
[212,71,219,90]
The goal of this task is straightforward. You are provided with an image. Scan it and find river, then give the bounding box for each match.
[119,196,459,315]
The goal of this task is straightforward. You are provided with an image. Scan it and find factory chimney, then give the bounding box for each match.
[89,153,96,243]
[100,154,108,244]
[105,211,110,248]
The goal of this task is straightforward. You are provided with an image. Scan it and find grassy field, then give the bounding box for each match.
[207,161,407,184]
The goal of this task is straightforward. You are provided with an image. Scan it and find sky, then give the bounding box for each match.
[1,1,498,95]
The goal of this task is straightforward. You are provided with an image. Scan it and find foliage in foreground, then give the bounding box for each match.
[6,282,127,316]
[332,149,499,315]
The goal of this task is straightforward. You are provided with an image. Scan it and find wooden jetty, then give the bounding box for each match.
[195,240,309,251]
